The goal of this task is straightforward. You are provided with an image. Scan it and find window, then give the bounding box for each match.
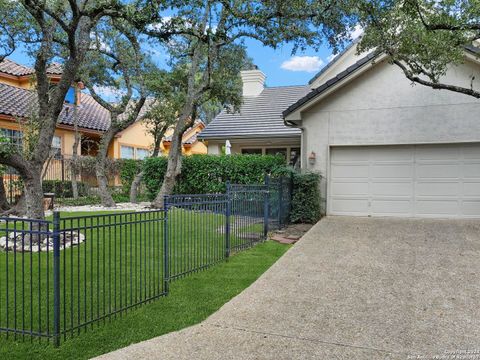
[241,148,262,155]
[290,147,301,168]
[136,148,149,160]
[1,128,23,148]
[120,145,134,159]
[51,135,62,158]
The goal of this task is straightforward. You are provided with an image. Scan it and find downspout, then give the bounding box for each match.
[283,117,305,171]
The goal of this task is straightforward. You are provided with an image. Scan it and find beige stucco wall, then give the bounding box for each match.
[113,119,154,158]
[298,57,480,201]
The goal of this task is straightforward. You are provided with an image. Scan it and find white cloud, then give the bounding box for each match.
[349,24,364,39]
[280,56,324,73]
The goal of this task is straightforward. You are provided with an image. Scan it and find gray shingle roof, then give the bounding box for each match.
[0,82,111,131]
[199,85,309,140]
[284,52,378,117]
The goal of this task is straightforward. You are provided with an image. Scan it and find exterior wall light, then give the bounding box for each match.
[308,151,316,165]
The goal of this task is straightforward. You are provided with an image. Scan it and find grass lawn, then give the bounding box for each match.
[0,240,288,360]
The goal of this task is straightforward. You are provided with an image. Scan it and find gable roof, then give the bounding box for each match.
[163,122,204,145]
[199,85,309,140]
[0,82,111,131]
[285,44,480,118]
[308,38,361,85]
[284,52,378,117]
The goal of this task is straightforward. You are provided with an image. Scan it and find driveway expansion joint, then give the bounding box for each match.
[208,323,402,356]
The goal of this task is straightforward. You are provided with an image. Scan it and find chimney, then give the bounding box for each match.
[240,66,266,97]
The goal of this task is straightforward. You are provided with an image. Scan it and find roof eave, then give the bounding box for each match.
[284,52,386,120]
[198,133,301,141]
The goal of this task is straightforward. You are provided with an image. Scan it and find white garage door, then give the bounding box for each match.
[329,144,480,218]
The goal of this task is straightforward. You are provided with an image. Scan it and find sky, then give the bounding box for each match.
[7,26,362,90]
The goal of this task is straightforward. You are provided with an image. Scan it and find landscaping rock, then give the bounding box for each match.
[0,231,86,252]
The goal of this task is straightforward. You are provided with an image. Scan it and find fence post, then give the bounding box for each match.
[61,157,65,182]
[225,181,231,259]
[278,177,284,228]
[263,175,270,239]
[52,211,61,347]
[163,197,169,294]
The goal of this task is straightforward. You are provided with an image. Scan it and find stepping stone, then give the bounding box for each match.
[286,235,301,240]
[270,235,298,244]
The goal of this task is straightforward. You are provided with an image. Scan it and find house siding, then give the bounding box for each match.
[300,58,480,202]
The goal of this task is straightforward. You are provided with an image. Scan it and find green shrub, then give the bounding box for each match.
[119,159,143,195]
[143,154,287,199]
[290,172,321,224]
[42,180,89,198]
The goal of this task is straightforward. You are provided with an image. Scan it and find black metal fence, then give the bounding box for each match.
[0,175,293,345]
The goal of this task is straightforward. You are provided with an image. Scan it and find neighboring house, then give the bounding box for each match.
[199,68,309,167]
[0,58,207,162]
[161,121,207,156]
[0,58,154,162]
[283,43,480,218]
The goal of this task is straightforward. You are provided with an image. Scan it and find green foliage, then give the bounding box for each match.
[290,172,322,224]
[42,180,89,198]
[119,159,142,195]
[357,0,479,96]
[143,155,288,199]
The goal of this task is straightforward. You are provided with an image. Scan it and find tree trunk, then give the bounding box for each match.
[129,170,144,203]
[152,112,193,208]
[95,158,115,207]
[95,126,116,207]
[23,166,45,219]
[0,175,10,211]
[71,132,80,199]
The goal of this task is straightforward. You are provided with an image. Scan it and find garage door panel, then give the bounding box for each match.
[416,164,460,179]
[415,146,460,160]
[331,164,369,178]
[329,144,480,218]
[371,182,412,196]
[371,200,412,215]
[331,147,370,161]
[371,164,414,178]
[331,182,369,196]
[463,182,480,196]
[463,146,480,159]
[415,199,460,216]
[330,198,369,215]
[416,182,460,196]
[370,146,413,160]
[462,201,480,216]
[463,163,480,178]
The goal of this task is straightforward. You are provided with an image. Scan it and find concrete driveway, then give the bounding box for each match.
[96,217,480,360]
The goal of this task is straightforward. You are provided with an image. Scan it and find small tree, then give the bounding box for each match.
[357,0,480,98]
[129,95,179,203]
[142,1,355,208]
[82,21,149,207]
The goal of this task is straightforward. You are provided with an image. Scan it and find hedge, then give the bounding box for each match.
[42,180,89,198]
[142,154,287,199]
[290,172,321,224]
[119,159,143,195]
